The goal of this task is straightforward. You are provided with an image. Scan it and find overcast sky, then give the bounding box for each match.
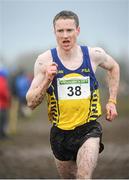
[0,0,128,64]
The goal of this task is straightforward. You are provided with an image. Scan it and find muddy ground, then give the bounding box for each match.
[0,105,129,179]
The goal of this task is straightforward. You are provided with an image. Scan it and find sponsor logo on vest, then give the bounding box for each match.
[81,68,90,73]
[58,70,64,74]
[59,79,89,85]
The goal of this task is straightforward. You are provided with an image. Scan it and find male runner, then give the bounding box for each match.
[26,10,120,179]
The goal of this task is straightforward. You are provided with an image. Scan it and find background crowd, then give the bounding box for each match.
[0,63,32,139]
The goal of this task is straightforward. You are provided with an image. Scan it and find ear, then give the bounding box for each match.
[77,26,80,36]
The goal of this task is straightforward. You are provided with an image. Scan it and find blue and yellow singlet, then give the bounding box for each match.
[46,46,102,130]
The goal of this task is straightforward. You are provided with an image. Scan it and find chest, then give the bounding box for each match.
[60,53,83,71]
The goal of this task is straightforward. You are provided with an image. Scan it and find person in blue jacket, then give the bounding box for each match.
[15,70,31,118]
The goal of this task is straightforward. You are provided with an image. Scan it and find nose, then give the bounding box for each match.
[63,31,68,38]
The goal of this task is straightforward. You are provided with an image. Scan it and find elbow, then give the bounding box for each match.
[112,61,120,81]
[27,101,35,110]
[117,63,120,73]
[115,61,120,77]
[26,93,35,110]
[115,61,120,71]
[111,61,120,74]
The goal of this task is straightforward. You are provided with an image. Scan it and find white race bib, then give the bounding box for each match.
[57,76,90,100]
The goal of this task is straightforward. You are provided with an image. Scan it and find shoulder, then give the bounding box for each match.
[88,46,107,65]
[88,46,118,71]
[34,49,53,76]
[36,49,53,66]
[86,46,107,72]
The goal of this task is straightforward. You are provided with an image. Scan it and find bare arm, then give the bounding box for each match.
[90,47,120,121]
[26,50,58,109]
[98,51,120,102]
[100,53,120,121]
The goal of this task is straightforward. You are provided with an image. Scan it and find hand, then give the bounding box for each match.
[106,102,118,121]
[45,62,58,82]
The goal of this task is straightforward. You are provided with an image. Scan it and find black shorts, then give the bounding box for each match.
[50,120,104,161]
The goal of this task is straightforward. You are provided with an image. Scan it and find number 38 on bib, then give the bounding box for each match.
[57,76,90,100]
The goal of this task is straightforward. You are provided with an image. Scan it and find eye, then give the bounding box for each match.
[67,29,73,32]
[57,29,63,33]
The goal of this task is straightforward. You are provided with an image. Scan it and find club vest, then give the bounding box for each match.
[46,46,102,130]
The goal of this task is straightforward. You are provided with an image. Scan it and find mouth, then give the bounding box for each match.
[62,40,70,47]
[63,40,70,43]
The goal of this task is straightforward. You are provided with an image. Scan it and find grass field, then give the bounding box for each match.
[0,99,129,179]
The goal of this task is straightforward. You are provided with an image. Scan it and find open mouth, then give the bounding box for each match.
[63,40,70,44]
[62,40,70,48]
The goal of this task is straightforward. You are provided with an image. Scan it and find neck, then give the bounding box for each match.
[57,44,80,61]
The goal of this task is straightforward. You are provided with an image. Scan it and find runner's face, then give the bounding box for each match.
[54,19,80,51]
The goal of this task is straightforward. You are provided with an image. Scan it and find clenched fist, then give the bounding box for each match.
[45,62,58,82]
[106,102,118,121]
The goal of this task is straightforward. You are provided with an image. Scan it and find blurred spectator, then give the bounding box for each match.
[0,66,11,139]
[15,69,32,118]
[9,68,19,98]
[8,68,19,135]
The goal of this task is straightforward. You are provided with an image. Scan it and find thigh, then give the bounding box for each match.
[50,126,76,161]
[55,158,77,179]
[76,137,100,178]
